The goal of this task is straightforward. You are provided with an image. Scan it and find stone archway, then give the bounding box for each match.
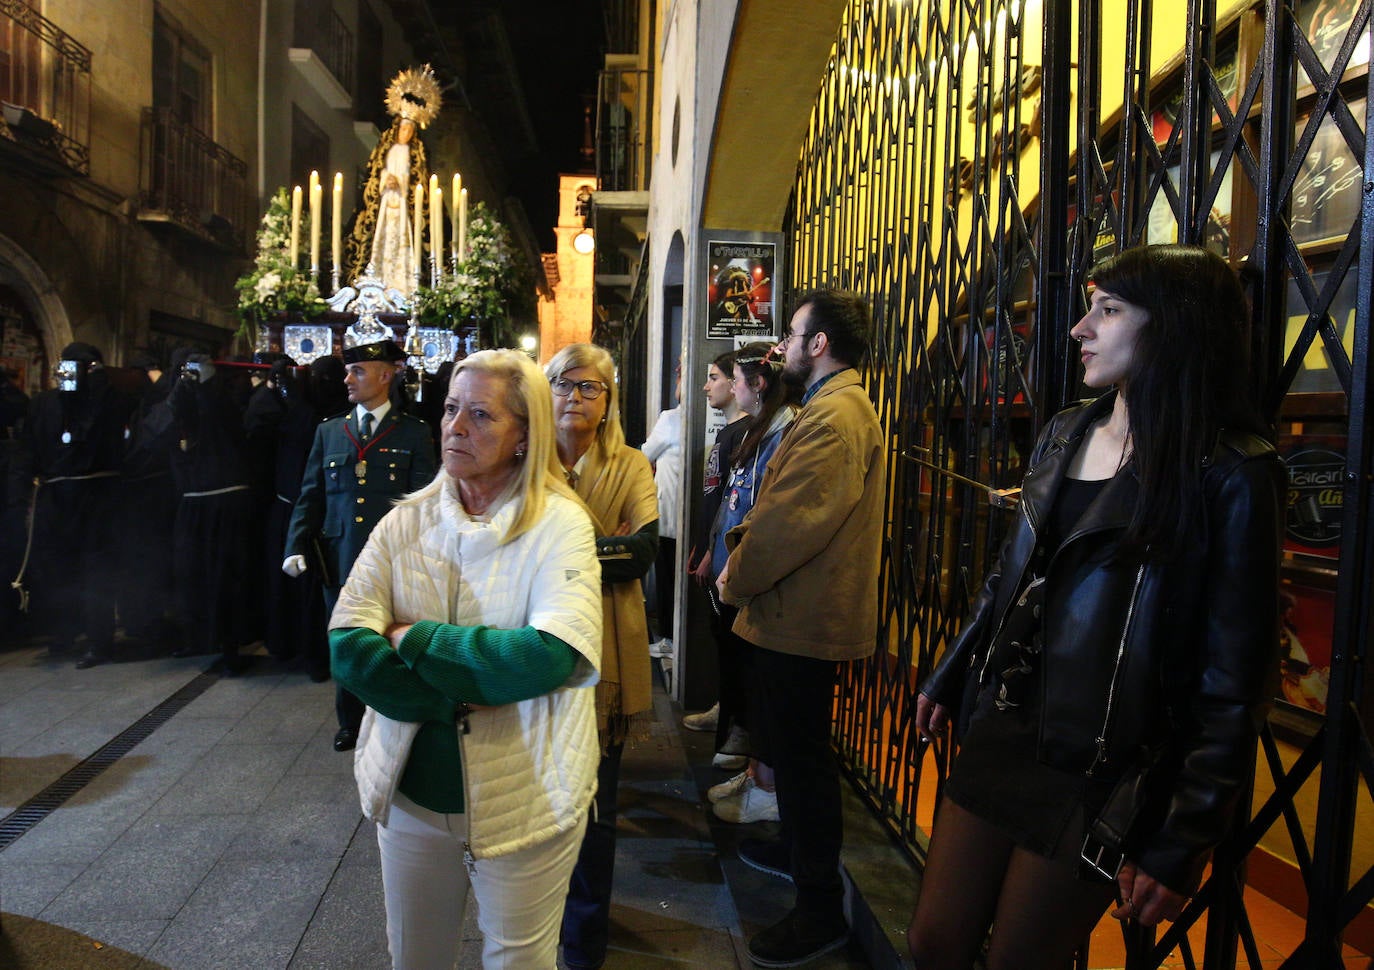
[0,232,73,376]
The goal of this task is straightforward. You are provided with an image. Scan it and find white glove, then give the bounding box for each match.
[282,555,308,577]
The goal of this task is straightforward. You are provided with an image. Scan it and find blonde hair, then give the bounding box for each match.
[543,342,626,457]
[402,349,578,544]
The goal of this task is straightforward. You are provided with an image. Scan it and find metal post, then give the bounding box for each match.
[1301,19,1374,963]
[1035,0,1074,420]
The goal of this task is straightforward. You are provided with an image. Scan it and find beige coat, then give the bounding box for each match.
[573,439,659,742]
[723,368,886,661]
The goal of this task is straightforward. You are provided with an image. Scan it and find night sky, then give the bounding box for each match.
[487,0,606,250]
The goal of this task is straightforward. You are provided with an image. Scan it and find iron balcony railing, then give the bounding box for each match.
[139,107,249,250]
[596,64,651,192]
[0,0,91,174]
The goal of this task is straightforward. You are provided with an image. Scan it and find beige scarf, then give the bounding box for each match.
[572,438,659,745]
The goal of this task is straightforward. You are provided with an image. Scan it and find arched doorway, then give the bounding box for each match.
[0,232,73,393]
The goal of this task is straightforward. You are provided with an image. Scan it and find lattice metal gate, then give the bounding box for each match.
[786,0,1374,965]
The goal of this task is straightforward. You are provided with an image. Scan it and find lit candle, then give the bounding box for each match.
[431,185,444,280]
[451,173,461,264]
[309,170,322,274]
[331,172,343,281]
[458,187,468,259]
[290,185,302,269]
[412,182,424,275]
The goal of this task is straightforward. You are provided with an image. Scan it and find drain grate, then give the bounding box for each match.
[0,670,221,851]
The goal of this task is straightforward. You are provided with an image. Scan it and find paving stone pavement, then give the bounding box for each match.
[0,644,890,969]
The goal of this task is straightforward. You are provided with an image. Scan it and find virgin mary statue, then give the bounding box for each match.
[347,65,440,295]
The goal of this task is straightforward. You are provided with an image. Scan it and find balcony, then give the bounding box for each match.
[0,0,91,176]
[591,59,650,320]
[289,5,353,110]
[596,58,651,193]
[138,107,249,251]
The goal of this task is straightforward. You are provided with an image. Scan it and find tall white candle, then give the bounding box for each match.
[431,185,444,279]
[290,185,302,269]
[331,172,343,279]
[309,170,322,274]
[458,187,468,259]
[451,173,461,264]
[412,182,424,274]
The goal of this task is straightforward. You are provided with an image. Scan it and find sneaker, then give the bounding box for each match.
[682,702,719,732]
[747,909,848,968]
[649,637,674,658]
[712,751,748,770]
[717,723,751,755]
[708,769,751,803]
[713,783,780,823]
[737,837,792,881]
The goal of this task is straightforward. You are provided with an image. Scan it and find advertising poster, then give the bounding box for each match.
[707,241,775,339]
[1283,439,1344,560]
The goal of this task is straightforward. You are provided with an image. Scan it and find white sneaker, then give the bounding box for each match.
[712,752,748,770]
[649,637,674,658]
[712,782,779,823]
[682,702,719,733]
[708,769,751,803]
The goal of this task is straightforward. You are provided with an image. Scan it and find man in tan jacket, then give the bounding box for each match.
[718,289,886,968]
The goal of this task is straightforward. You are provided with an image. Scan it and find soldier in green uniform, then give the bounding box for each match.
[283,339,436,751]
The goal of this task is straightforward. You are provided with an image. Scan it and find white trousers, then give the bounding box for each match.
[377,792,588,970]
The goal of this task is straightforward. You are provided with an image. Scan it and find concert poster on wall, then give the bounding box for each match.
[706,241,775,340]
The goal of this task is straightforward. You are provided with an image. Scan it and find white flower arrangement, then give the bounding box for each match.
[234,188,326,320]
[415,203,519,328]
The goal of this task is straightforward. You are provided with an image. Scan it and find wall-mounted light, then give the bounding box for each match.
[519,334,538,357]
[572,229,596,255]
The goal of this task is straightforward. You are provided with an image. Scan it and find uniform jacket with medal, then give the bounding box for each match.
[286,408,436,588]
[921,391,1285,893]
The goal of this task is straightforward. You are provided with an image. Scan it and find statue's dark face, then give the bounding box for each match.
[398,119,416,145]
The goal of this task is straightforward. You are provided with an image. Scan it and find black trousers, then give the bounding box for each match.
[653,537,676,637]
[711,597,754,752]
[561,743,624,967]
[752,646,844,921]
[323,584,364,733]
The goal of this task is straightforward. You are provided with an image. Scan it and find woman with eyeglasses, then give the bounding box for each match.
[704,341,802,825]
[545,342,659,970]
[908,246,1285,969]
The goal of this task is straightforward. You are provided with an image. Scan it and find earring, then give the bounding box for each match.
[515,448,526,459]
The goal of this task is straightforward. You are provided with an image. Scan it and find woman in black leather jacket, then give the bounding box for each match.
[907,246,1285,970]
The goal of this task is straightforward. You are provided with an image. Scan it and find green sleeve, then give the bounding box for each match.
[330,627,458,723]
[597,518,659,584]
[395,621,580,705]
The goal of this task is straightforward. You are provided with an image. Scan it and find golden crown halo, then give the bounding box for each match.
[384,64,442,128]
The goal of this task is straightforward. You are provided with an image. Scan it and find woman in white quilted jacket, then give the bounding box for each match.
[330,349,605,970]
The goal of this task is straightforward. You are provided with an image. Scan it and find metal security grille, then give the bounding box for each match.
[788,0,1373,964]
